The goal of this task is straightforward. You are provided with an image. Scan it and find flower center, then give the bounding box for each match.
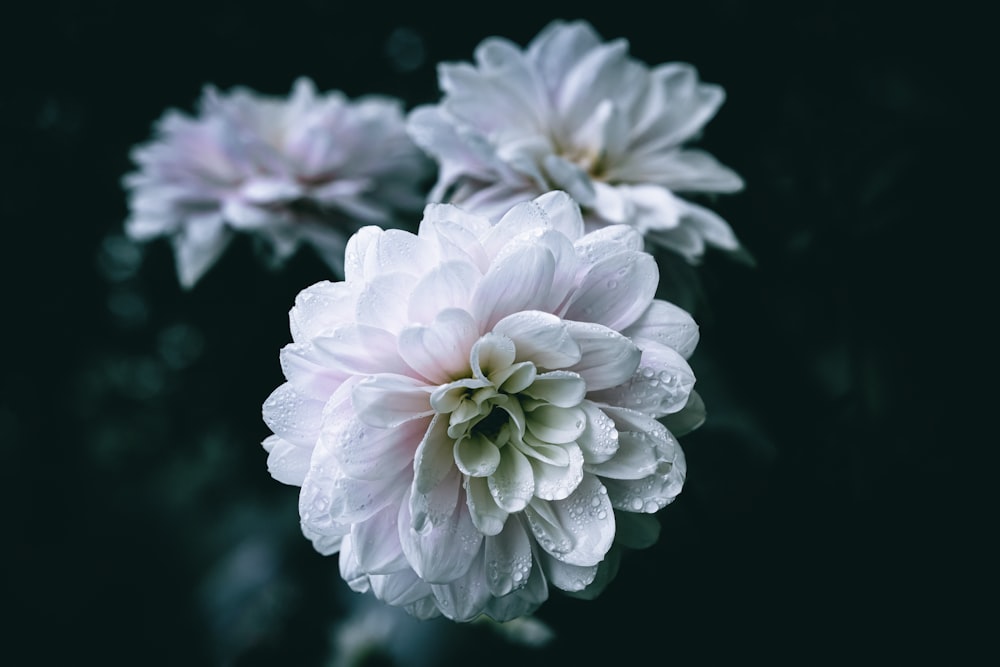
[429,332,589,481]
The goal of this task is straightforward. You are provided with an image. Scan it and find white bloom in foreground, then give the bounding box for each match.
[408,19,744,263]
[123,77,430,288]
[262,191,704,622]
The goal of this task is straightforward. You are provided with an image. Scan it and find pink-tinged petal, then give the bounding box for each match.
[614,511,661,549]
[406,260,480,325]
[492,311,581,370]
[312,323,412,377]
[621,299,700,360]
[573,222,644,267]
[338,536,370,591]
[524,474,614,566]
[472,245,556,332]
[325,406,426,481]
[528,441,584,501]
[288,280,358,342]
[562,321,641,391]
[412,415,456,496]
[531,190,587,239]
[279,342,350,399]
[575,400,620,464]
[354,271,416,333]
[418,210,491,271]
[352,374,433,428]
[171,214,233,288]
[350,502,409,574]
[564,250,658,331]
[399,486,482,585]
[484,515,534,596]
[539,551,598,592]
[398,308,479,385]
[343,226,380,284]
[589,341,695,417]
[465,474,509,536]
[261,382,324,448]
[369,568,434,607]
[488,446,535,513]
[430,549,492,622]
[262,434,311,486]
[661,389,706,436]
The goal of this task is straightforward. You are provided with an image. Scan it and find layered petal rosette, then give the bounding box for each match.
[408,19,744,264]
[124,77,431,288]
[262,191,703,622]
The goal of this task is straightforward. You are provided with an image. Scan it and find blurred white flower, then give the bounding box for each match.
[123,78,431,288]
[262,191,703,622]
[408,19,745,263]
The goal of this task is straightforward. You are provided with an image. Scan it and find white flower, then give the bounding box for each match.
[407,19,744,263]
[123,77,431,288]
[262,191,704,622]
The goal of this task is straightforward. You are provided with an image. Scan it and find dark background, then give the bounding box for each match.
[2,1,986,665]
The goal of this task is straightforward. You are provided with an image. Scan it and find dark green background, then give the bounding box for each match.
[2,1,984,664]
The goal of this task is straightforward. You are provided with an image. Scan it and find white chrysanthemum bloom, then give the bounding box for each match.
[123,77,430,288]
[262,191,704,622]
[407,19,744,264]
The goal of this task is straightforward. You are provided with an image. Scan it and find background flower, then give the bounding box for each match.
[262,191,703,621]
[408,19,745,264]
[123,77,431,288]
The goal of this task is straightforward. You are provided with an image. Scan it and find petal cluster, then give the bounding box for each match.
[123,77,431,287]
[262,191,703,621]
[407,19,744,263]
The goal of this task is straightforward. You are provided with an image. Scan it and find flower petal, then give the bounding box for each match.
[563,321,642,391]
[398,308,479,385]
[430,549,492,621]
[399,485,483,586]
[564,250,658,331]
[261,382,324,448]
[352,373,433,428]
[575,400,620,464]
[539,551,598,592]
[488,446,535,512]
[406,260,481,325]
[262,434,312,486]
[466,474,509,536]
[472,244,556,332]
[588,341,695,417]
[524,474,614,566]
[350,502,409,574]
[528,441,584,501]
[492,311,581,370]
[621,299,700,360]
[484,516,534,596]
